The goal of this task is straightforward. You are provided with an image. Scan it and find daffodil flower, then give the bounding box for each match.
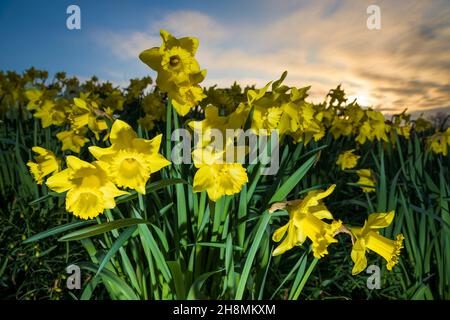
[270,185,342,259]
[356,169,376,193]
[46,156,128,219]
[70,95,108,140]
[355,110,389,144]
[139,29,206,116]
[138,114,157,130]
[191,146,248,202]
[170,82,206,116]
[89,119,171,194]
[140,29,201,86]
[330,117,353,139]
[33,100,67,128]
[56,128,89,153]
[429,128,450,156]
[25,88,43,111]
[27,147,60,184]
[350,211,404,275]
[336,149,360,170]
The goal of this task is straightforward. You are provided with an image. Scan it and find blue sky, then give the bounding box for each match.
[1,0,449,115]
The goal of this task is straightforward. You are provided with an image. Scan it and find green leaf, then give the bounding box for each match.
[115,178,187,204]
[167,261,186,299]
[78,262,139,300]
[270,154,318,203]
[95,226,137,277]
[23,220,95,244]
[58,218,149,241]
[187,269,224,300]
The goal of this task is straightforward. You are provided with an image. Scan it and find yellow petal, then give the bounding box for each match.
[351,239,368,275]
[100,181,128,209]
[27,161,43,184]
[132,134,163,155]
[31,146,49,156]
[109,119,137,147]
[272,222,289,242]
[272,222,298,256]
[139,47,162,71]
[46,169,72,193]
[147,154,171,174]
[193,166,216,193]
[89,145,116,161]
[66,156,95,172]
[367,211,395,229]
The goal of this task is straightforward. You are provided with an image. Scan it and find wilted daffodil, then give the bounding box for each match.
[89,119,171,194]
[139,29,206,116]
[414,116,433,133]
[336,149,360,170]
[270,185,342,259]
[192,146,248,202]
[356,169,376,193]
[27,147,60,184]
[46,156,128,219]
[350,211,404,275]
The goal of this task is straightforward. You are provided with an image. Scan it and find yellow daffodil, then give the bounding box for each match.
[192,147,248,201]
[330,117,353,139]
[171,83,206,116]
[336,149,360,170]
[25,88,43,111]
[46,156,128,219]
[138,114,157,130]
[390,111,412,141]
[139,29,206,116]
[56,128,89,153]
[350,211,404,274]
[429,128,450,156]
[89,119,171,194]
[140,29,201,87]
[70,95,108,140]
[33,100,67,128]
[271,185,342,259]
[283,101,325,144]
[252,105,284,133]
[103,89,125,112]
[142,93,166,121]
[188,104,250,149]
[356,110,389,144]
[27,147,60,184]
[356,169,376,193]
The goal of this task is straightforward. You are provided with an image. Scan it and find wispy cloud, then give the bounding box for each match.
[93,0,450,114]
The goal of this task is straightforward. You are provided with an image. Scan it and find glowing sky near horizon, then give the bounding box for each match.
[0,0,449,115]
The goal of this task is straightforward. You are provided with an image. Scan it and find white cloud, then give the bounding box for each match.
[98,31,160,60]
[156,11,228,43]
